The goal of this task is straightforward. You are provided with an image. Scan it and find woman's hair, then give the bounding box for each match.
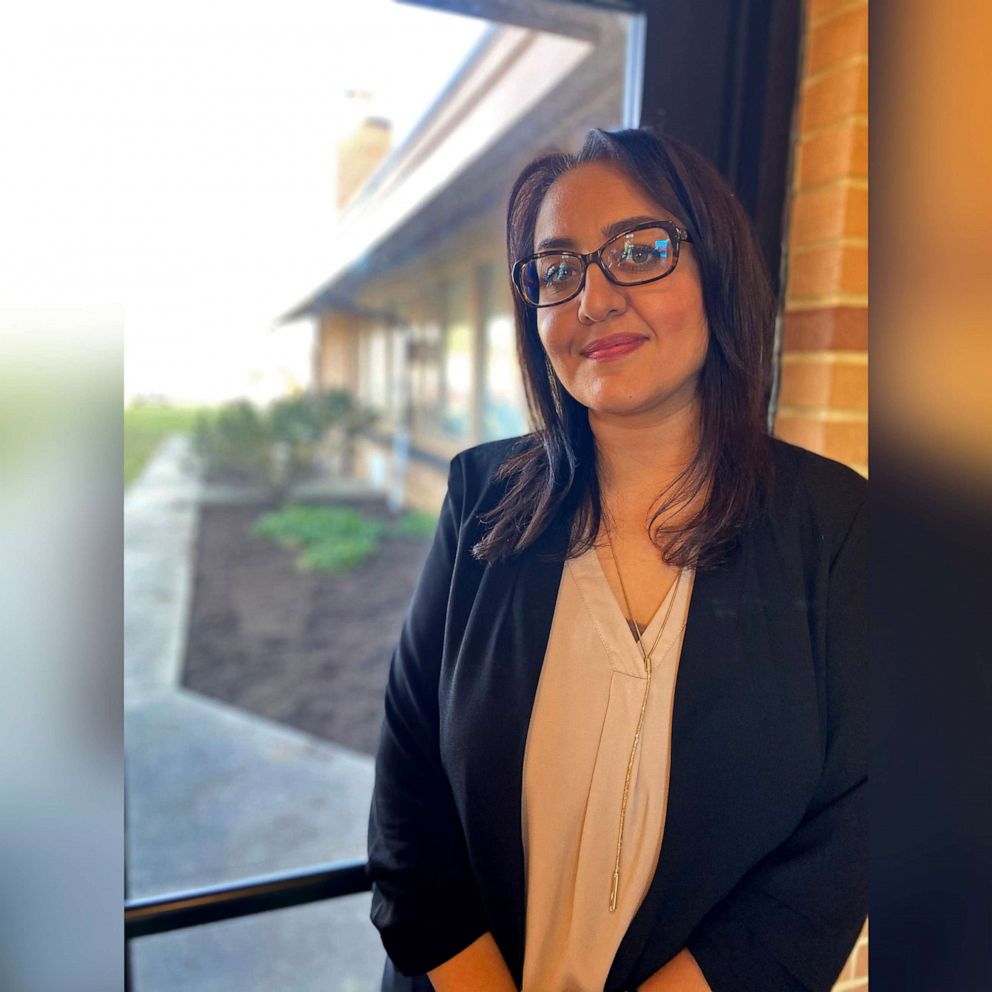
[472,127,775,568]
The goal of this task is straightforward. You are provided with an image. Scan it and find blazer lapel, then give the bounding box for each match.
[450,516,571,988]
[606,537,748,989]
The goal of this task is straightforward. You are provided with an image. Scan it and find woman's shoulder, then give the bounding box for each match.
[444,434,540,524]
[451,433,538,479]
[766,436,867,548]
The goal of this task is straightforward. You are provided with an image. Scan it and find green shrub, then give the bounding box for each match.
[252,506,383,547]
[313,389,354,426]
[269,395,320,444]
[297,533,381,572]
[251,505,386,572]
[195,400,271,480]
[193,389,377,487]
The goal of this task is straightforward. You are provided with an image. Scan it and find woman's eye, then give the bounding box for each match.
[543,260,576,285]
[619,243,655,265]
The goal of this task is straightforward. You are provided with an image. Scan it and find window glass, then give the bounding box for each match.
[411,311,443,435]
[124,1,636,986]
[482,264,528,440]
[442,277,473,440]
[130,895,381,991]
[367,327,390,416]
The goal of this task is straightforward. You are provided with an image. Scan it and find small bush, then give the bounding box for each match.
[268,394,325,446]
[251,505,385,573]
[298,534,381,572]
[313,389,354,426]
[252,506,384,547]
[193,389,377,488]
[195,401,270,480]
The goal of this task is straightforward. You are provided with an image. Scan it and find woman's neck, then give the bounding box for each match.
[589,398,701,519]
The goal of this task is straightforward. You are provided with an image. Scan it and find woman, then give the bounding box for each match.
[367,128,867,992]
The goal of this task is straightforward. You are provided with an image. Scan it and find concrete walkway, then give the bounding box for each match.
[125,437,384,991]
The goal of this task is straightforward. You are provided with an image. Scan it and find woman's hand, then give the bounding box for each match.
[427,931,518,992]
[636,948,712,991]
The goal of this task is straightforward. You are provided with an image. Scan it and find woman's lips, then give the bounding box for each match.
[580,334,647,362]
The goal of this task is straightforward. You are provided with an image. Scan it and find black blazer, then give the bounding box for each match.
[368,436,867,992]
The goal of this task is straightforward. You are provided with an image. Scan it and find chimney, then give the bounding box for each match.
[336,91,392,211]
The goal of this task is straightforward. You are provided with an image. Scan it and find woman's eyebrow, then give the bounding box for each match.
[534,215,667,253]
[601,215,665,240]
[534,234,578,252]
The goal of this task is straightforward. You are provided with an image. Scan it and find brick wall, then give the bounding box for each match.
[775,0,868,480]
[776,2,869,989]
[833,919,869,990]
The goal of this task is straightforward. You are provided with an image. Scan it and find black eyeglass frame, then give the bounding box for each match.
[511,220,693,309]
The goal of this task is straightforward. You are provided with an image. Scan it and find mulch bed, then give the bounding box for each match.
[181,500,432,756]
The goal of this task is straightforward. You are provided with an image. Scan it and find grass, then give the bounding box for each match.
[124,405,203,488]
[251,505,437,573]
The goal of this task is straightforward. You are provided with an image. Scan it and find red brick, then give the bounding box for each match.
[773,413,868,467]
[777,359,867,411]
[853,941,868,978]
[807,5,868,76]
[800,61,868,132]
[787,245,868,299]
[789,183,868,246]
[781,306,868,350]
[809,0,861,21]
[795,121,869,188]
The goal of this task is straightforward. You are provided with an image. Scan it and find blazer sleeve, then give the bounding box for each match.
[367,454,491,977]
[686,497,868,992]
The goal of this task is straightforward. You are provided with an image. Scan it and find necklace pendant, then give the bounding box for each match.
[609,870,620,912]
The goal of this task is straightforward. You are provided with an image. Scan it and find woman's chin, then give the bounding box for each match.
[585,397,658,422]
[582,387,700,426]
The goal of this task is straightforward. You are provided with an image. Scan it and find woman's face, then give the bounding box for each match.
[532,161,709,425]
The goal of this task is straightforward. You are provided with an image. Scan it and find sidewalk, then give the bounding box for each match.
[125,436,384,991]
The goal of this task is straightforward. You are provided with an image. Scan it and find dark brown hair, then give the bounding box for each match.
[473,127,775,568]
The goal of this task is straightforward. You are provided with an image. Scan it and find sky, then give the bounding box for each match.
[0,0,490,405]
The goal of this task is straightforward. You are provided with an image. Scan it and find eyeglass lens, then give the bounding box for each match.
[518,226,677,306]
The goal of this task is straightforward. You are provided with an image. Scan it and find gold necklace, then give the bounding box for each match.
[604,526,684,913]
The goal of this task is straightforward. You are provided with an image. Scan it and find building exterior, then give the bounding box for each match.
[282,13,629,508]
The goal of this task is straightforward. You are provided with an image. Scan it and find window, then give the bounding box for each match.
[441,277,473,441]
[481,263,528,440]
[410,304,443,437]
[367,326,391,417]
[125,1,663,987]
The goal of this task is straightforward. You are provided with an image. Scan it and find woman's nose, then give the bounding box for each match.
[577,262,627,323]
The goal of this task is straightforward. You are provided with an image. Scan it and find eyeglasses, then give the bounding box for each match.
[512,220,692,308]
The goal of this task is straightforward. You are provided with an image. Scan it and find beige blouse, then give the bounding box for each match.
[521,547,694,992]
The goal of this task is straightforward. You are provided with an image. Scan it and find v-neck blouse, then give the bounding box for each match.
[521,546,695,992]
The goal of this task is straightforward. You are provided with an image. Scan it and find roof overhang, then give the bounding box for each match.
[279,22,593,322]
[278,290,399,325]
